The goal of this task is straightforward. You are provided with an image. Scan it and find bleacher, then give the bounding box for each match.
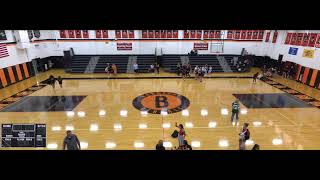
[162,55,182,72]
[224,55,240,72]
[70,55,92,73]
[136,55,156,73]
[188,55,224,72]
[94,55,129,73]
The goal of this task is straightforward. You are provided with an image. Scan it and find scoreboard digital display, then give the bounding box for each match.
[1,124,46,147]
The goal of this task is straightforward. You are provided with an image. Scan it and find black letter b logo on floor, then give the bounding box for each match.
[155,96,168,108]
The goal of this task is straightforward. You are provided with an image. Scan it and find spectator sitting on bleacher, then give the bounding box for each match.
[149,64,155,73]
[133,63,139,73]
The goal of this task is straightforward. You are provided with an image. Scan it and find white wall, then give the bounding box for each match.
[1,30,320,70]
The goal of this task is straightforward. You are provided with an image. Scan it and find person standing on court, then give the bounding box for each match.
[63,130,81,150]
[155,63,160,74]
[133,62,139,74]
[253,72,259,83]
[239,123,250,150]
[176,63,181,76]
[112,64,117,75]
[175,122,186,147]
[57,76,63,88]
[49,75,56,89]
[231,100,240,123]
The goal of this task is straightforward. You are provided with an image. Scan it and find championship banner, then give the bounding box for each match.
[167,30,173,38]
[102,30,108,38]
[194,43,208,50]
[115,30,121,39]
[122,30,128,38]
[96,30,102,38]
[142,30,148,38]
[173,30,178,38]
[214,30,221,39]
[284,33,292,44]
[161,30,167,38]
[291,33,297,45]
[302,49,314,58]
[246,30,252,39]
[68,30,75,38]
[227,30,233,39]
[302,33,310,46]
[209,30,215,39]
[60,30,67,38]
[235,31,240,39]
[258,30,264,39]
[75,30,82,38]
[288,47,298,55]
[82,30,89,38]
[315,34,320,48]
[184,30,190,38]
[272,31,278,43]
[203,30,209,39]
[117,43,132,50]
[148,30,154,38]
[308,33,317,47]
[265,32,270,42]
[296,33,303,46]
[190,30,196,38]
[154,30,160,38]
[252,30,258,39]
[196,30,202,39]
[240,30,247,39]
[128,30,134,38]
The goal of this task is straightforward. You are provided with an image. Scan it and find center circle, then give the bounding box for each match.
[132,92,190,114]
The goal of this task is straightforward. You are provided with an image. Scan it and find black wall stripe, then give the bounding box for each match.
[3,68,11,85]
[306,68,314,85]
[11,66,19,82]
[19,64,26,79]
[0,77,3,89]
[27,62,35,76]
[299,66,305,81]
[314,70,320,88]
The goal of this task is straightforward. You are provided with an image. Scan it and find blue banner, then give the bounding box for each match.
[288,47,298,55]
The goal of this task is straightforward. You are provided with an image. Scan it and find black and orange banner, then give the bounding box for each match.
[0,62,34,89]
[194,43,208,50]
[117,43,132,50]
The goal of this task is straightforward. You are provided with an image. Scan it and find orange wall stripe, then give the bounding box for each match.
[309,69,318,87]
[302,67,309,84]
[7,66,16,84]
[22,63,29,78]
[15,65,23,81]
[296,65,302,80]
[0,69,8,87]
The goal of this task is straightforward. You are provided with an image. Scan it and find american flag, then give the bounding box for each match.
[0,43,9,58]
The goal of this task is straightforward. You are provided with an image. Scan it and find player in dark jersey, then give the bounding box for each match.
[48,75,56,89]
[253,72,259,83]
[57,76,63,88]
[231,100,240,123]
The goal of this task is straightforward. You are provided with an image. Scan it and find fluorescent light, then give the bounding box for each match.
[134,142,144,148]
[201,109,208,116]
[139,123,148,129]
[51,126,61,131]
[182,110,189,116]
[105,142,117,149]
[191,141,201,148]
[297,145,303,150]
[80,142,88,149]
[208,121,217,128]
[163,141,172,148]
[162,123,171,129]
[221,108,228,115]
[245,139,254,146]
[185,122,194,128]
[120,110,127,117]
[232,121,239,126]
[161,110,168,116]
[219,139,229,147]
[253,121,262,127]
[99,110,106,116]
[240,109,247,115]
[140,111,148,117]
[89,124,99,131]
[114,123,122,130]
[77,111,86,117]
[65,125,74,131]
[272,138,283,145]
[47,143,58,149]
[66,111,75,117]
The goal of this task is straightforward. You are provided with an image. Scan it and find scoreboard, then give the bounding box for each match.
[1,124,46,147]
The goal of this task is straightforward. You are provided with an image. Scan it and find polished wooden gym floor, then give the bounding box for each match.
[1,68,320,150]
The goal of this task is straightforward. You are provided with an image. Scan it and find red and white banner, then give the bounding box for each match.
[82,30,89,38]
[60,30,67,38]
[265,32,270,42]
[196,30,202,38]
[148,30,154,38]
[102,30,108,38]
[167,30,173,38]
[227,30,233,39]
[203,30,209,39]
[75,30,82,38]
[214,30,221,39]
[315,33,320,48]
[290,33,297,45]
[301,33,310,46]
[240,30,247,39]
[246,30,252,39]
[235,31,241,39]
[128,30,134,38]
[0,43,9,58]
[258,30,264,39]
[96,30,102,38]
[184,30,189,38]
[117,43,132,50]
[161,30,166,38]
[252,30,258,39]
[209,30,215,39]
[154,30,160,38]
[296,33,303,46]
[173,30,178,38]
[142,30,148,38]
[308,33,317,47]
[122,30,128,38]
[272,31,278,43]
[68,30,75,38]
[194,43,208,50]
[115,30,121,39]
[284,33,292,44]
[190,30,196,38]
